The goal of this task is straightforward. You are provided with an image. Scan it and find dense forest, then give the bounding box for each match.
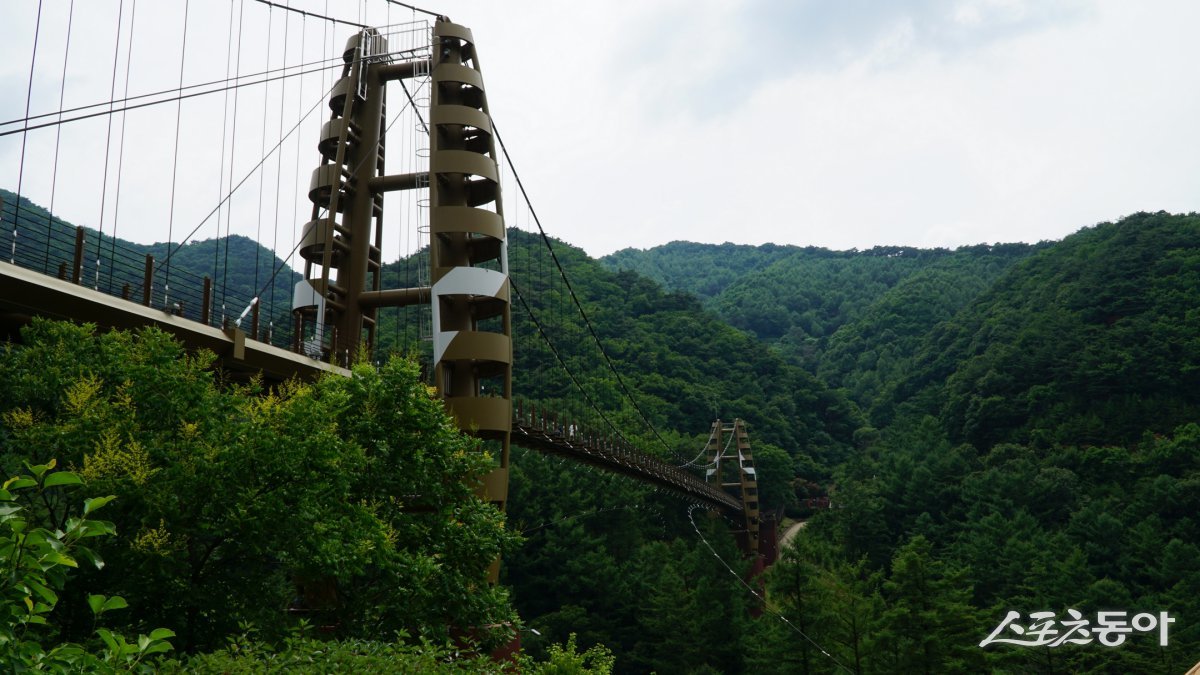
[603,240,1045,373]
[602,212,1200,673]
[2,198,1198,671]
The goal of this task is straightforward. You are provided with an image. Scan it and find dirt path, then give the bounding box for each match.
[779,519,807,553]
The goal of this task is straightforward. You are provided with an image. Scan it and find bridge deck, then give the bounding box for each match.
[0,261,349,382]
[511,418,742,513]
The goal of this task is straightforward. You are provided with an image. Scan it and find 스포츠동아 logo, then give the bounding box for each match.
[980,609,1174,648]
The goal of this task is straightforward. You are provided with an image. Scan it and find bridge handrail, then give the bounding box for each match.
[511,398,743,512]
[2,199,298,350]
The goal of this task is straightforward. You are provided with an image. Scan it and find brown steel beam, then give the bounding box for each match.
[358,286,429,308]
[510,420,742,513]
[376,58,432,82]
[368,171,428,193]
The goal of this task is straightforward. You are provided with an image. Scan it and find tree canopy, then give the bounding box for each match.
[0,318,517,654]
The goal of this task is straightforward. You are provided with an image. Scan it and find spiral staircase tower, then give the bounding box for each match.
[292,19,512,579]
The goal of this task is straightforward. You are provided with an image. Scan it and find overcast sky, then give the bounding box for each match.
[3,0,1198,260]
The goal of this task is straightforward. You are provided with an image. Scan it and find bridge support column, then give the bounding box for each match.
[428,20,513,584]
[292,16,511,583]
[293,28,433,363]
[705,419,762,559]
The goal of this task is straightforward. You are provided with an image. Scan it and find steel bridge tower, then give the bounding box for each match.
[293,19,513,559]
[705,419,761,557]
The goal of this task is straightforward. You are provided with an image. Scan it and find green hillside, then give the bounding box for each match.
[884,211,1200,448]
[602,241,800,302]
[817,244,1044,410]
[368,229,864,668]
[604,241,1042,373]
[531,214,1200,672]
[5,194,1200,672]
[803,214,1200,674]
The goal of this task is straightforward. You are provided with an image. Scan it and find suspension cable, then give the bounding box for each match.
[0,61,351,139]
[96,0,126,272]
[108,0,138,291]
[165,0,189,305]
[45,0,75,275]
[13,0,46,272]
[253,5,274,317]
[214,0,237,323]
[252,0,366,28]
[0,51,352,131]
[269,2,293,339]
[512,279,639,450]
[244,74,429,322]
[381,0,441,20]
[159,78,338,277]
[288,9,307,326]
[40,0,73,275]
[491,118,684,463]
[222,0,247,318]
[681,425,715,468]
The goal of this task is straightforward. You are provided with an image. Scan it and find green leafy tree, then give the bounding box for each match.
[753,443,797,514]
[874,536,986,674]
[0,461,174,672]
[523,632,615,674]
[0,318,517,652]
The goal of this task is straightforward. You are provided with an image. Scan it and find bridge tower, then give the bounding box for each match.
[293,25,435,361]
[705,419,761,558]
[292,19,513,573]
[426,19,513,536]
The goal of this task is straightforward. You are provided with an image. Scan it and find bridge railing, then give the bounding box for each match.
[511,399,743,512]
[2,197,297,351]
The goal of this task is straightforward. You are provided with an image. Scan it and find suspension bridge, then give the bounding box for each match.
[0,0,771,570]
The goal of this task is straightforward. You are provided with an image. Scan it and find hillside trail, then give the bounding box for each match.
[779,519,807,554]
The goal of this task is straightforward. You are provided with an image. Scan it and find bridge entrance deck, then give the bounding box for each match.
[0,261,348,382]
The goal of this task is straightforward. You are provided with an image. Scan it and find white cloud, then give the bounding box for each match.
[2,0,1197,262]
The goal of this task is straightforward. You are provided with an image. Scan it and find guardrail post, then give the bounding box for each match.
[71,227,85,284]
[142,255,154,306]
[1,196,11,264]
[201,276,212,325]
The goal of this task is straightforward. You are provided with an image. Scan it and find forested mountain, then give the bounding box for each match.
[5,190,1199,672]
[538,213,1200,672]
[602,241,800,302]
[883,211,1200,448]
[604,241,1042,371]
[817,244,1045,410]
[359,229,862,669]
[375,229,860,468]
[789,212,1200,673]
